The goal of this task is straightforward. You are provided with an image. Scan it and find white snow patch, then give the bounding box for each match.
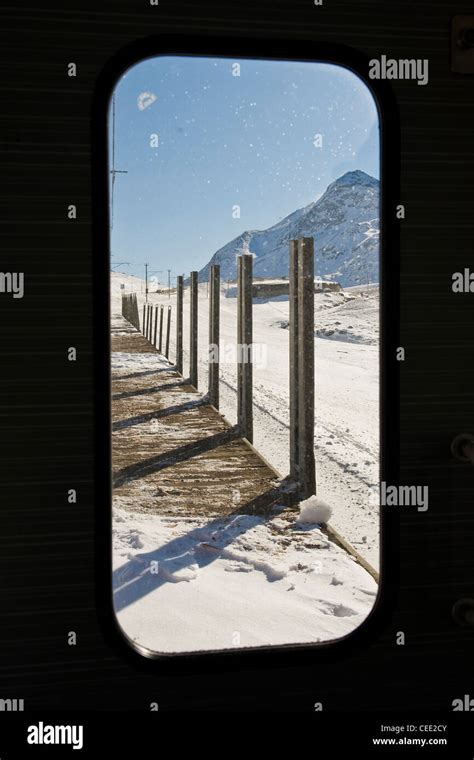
[296,496,333,525]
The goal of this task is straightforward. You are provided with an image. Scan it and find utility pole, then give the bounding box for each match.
[110,94,128,230]
[168,269,171,298]
[145,263,149,302]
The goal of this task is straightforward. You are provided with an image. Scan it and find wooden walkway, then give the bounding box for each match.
[112,316,283,518]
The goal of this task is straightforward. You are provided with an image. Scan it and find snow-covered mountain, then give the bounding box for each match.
[198,170,379,288]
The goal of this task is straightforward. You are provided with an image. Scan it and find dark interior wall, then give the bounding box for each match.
[0,0,472,714]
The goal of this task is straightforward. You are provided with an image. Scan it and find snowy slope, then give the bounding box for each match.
[198,170,379,288]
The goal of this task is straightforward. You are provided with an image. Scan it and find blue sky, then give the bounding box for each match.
[109,56,379,282]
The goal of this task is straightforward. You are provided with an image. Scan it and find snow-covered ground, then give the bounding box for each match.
[113,503,377,654]
[111,273,380,654]
[112,273,380,568]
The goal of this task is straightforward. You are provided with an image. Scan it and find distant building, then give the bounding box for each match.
[251,278,341,299]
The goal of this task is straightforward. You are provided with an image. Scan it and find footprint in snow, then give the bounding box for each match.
[333,604,358,617]
[127,531,144,549]
[319,601,357,617]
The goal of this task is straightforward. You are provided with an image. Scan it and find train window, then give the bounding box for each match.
[109,55,381,656]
